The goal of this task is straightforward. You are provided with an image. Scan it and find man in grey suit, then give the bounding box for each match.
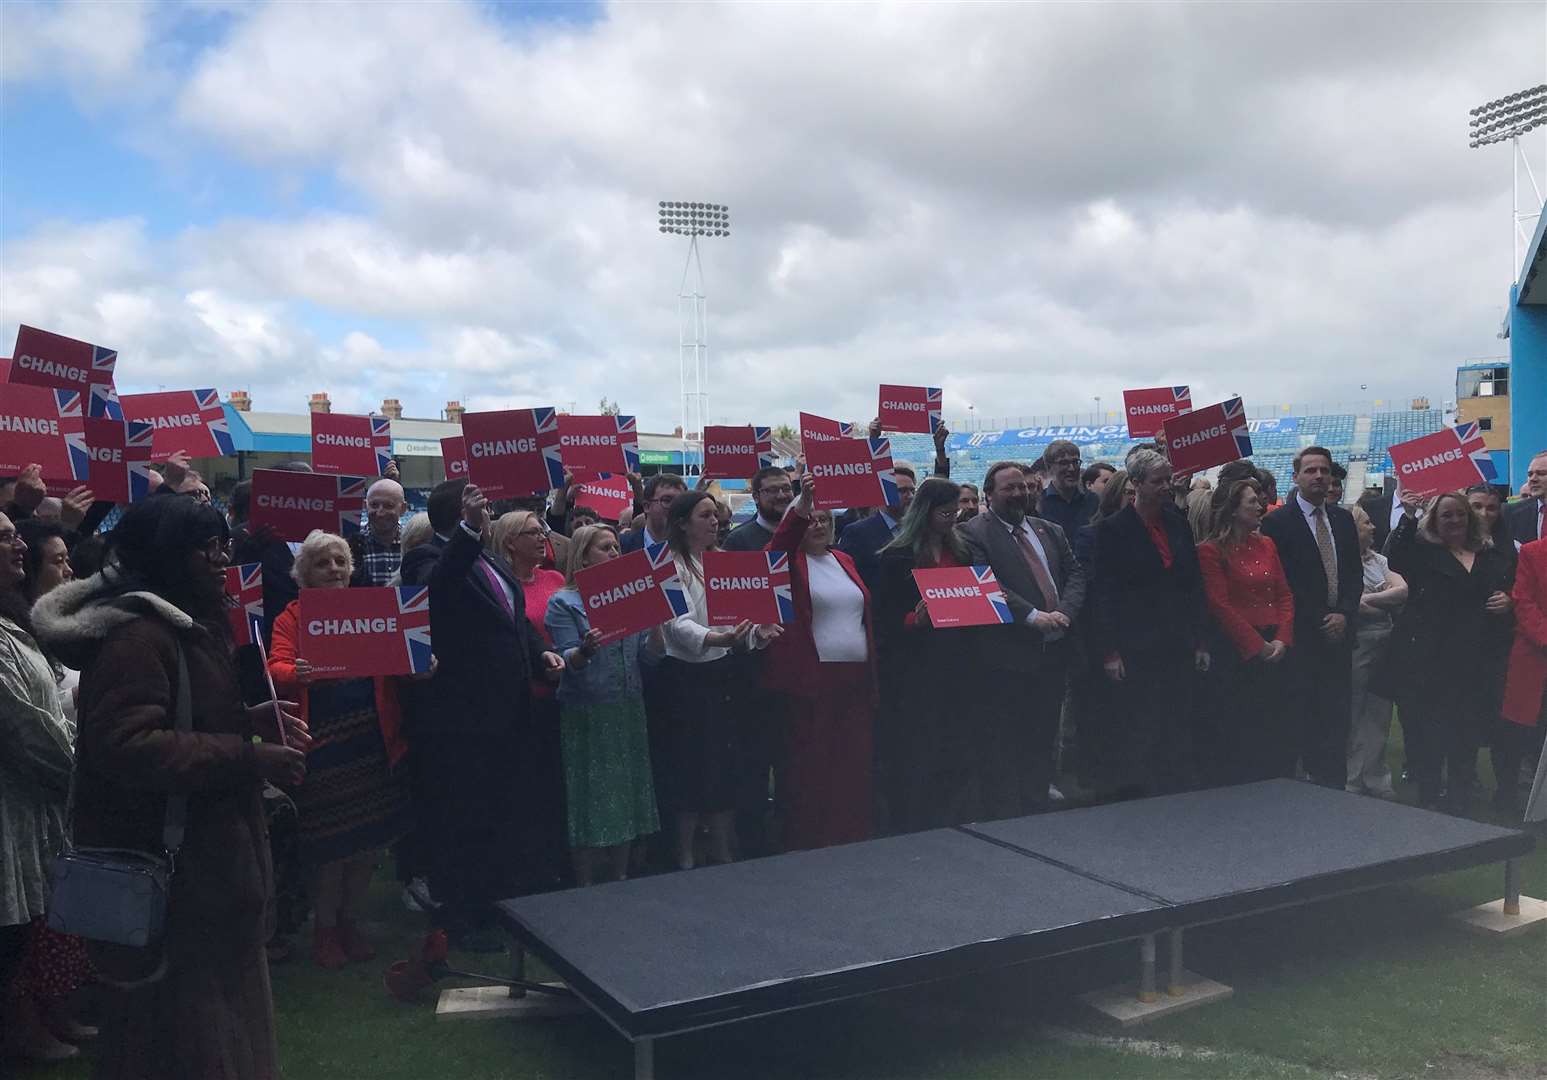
[959,461,1086,815]
[1505,450,1547,547]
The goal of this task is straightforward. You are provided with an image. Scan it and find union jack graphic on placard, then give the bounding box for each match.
[753,427,774,468]
[224,563,264,647]
[766,550,795,623]
[646,540,691,617]
[196,389,235,455]
[534,407,565,489]
[126,420,154,501]
[334,476,369,537]
[1223,396,1252,458]
[1172,386,1193,413]
[871,437,900,507]
[926,386,944,434]
[395,586,433,674]
[1452,422,1498,482]
[370,415,394,475]
[89,383,122,420]
[973,565,1015,625]
[616,414,640,473]
[54,390,91,481]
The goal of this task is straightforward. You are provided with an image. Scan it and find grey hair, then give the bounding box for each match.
[1126,449,1173,485]
[291,530,352,586]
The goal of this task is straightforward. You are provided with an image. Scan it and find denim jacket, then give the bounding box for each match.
[544,588,658,707]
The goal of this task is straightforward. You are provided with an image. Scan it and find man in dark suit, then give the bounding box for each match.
[1261,446,1363,788]
[837,466,918,593]
[400,479,563,949]
[960,461,1086,815]
[1505,450,1547,547]
[619,473,687,554]
[722,466,796,551]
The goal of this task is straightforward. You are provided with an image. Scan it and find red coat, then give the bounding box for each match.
[1503,539,1547,728]
[267,600,410,766]
[760,511,879,703]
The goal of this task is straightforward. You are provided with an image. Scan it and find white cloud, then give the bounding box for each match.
[2,0,1537,433]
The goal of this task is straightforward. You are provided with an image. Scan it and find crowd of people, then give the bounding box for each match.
[2,430,1545,1075]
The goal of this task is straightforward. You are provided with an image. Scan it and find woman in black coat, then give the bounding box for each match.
[1091,451,1210,797]
[1378,491,1514,811]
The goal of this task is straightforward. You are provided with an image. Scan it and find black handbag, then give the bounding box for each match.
[45,644,192,973]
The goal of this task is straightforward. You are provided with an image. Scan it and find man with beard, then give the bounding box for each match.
[959,462,1085,815]
[722,467,796,551]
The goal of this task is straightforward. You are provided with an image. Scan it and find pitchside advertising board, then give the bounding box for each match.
[312,413,393,476]
[799,412,855,443]
[911,566,1016,628]
[575,543,689,645]
[119,389,234,461]
[248,469,367,541]
[877,384,943,435]
[0,384,89,483]
[1158,397,1253,475]
[1122,386,1192,439]
[702,425,774,480]
[461,408,563,497]
[702,550,795,626]
[1386,423,1495,498]
[805,437,898,510]
[942,417,1296,451]
[299,586,433,678]
[556,414,639,479]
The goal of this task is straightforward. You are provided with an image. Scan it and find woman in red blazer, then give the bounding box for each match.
[1500,538,1547,812]
[268,531,412,969]
[764,475,878,850]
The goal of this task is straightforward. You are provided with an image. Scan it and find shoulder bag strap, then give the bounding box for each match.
[162,643,192,856]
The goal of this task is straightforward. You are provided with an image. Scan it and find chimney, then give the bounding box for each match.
[443,400,465,424]
[227,390,252,412]
[380,398,403,420]
[308,392,332,414]
[673,425,683,438]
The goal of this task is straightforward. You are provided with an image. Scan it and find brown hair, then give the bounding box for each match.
[1416,491,1487,552]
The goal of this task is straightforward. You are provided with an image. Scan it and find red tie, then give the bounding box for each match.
[1011,524,1059,609]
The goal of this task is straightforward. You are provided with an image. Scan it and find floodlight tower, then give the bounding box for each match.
[657,201,731,469]
[1469,84,1547,282]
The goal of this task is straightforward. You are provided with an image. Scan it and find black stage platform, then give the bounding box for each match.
[496,780,1534,1074]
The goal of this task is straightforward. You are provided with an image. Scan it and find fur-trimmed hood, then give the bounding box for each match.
[32,568,196,672]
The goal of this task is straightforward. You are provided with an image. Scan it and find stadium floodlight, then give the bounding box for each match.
[1469,85,1547,284]
[656,200,733,468]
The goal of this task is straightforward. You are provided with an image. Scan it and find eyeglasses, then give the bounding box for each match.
[759,485,794,497]
[1051,457,1082,468]
[198,537,233,562]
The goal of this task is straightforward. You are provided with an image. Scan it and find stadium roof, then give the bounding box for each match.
[1519,196,1547,306]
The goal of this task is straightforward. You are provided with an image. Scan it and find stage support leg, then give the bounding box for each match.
[1080,930,1234,1026]
[1450,857,1547,937]
[634,1037,656,1080]
[435,933,588,1021]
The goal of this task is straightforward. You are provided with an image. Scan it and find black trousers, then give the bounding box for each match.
[1399,695,1484,808]
[0,921,29,993]
[1203,627,1295,787]
[1111,647,1197,797]
[1283,631,1354,787]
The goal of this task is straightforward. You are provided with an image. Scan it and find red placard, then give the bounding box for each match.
[702,550,795,626]
[557,414,638,478]
[805,436,898,510]
[440,436,468,480]
[1158,397,1252,476]
[1387,426,1488,499]
[0,384,88,482]
[1122,386,1192,439]
[119,389,234,461]
[573,475,632,521]
[248,469,367,542]
[799,412,855,444]
[911,566,1016,628]
[574,544,688,645]
[72,417,154,503]
[877,384,942,434]
[702,425,774,481]
[225,563,264,646]
[298,586,432,677]
[461,408,563,498]
[312,413,392,476]
[7,325,117,400]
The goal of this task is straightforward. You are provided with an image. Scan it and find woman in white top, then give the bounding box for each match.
[658,492,780,869]
[762,475,877,850]
[1346,505,1408,796]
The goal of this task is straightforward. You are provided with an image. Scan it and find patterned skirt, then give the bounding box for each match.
[561,696,660,849]
[296,678,410,867]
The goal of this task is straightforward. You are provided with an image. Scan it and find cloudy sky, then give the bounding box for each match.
[1,1,1539,433]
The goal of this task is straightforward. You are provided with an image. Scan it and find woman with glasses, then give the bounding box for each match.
[34,495,310,1079]
[267,531,411,969]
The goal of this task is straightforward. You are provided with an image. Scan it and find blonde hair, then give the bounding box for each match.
[490,510,541,566]
[291,530,352,587]
[399,513,433,557]
[563,524,616,586]
[1416,492,1487,552]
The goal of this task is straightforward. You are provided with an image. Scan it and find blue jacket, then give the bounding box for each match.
[544,588,657,707]
[836,511,897,595]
